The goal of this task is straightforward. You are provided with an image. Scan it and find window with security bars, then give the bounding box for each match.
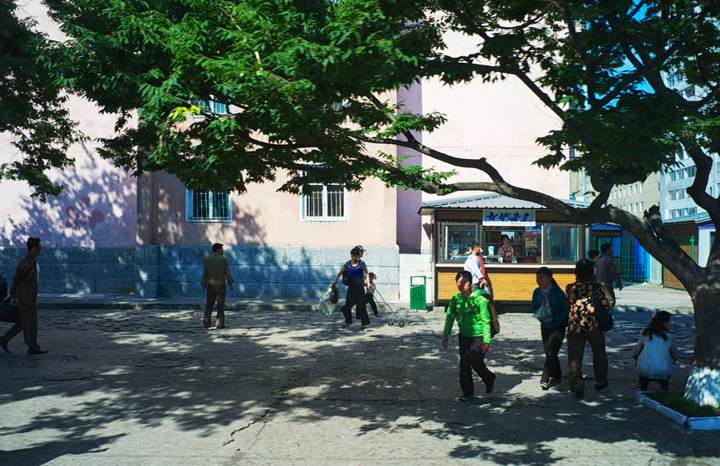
[186,190,232,222]
[301,184,348,221]
[194,98,229,116]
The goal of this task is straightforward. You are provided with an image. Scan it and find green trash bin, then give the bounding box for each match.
[410,276,427,310]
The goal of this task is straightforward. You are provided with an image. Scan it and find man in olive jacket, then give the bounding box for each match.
[0,237,47,355]
[201,243,234,329]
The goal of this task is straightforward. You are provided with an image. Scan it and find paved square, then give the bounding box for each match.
[1,306,718,465]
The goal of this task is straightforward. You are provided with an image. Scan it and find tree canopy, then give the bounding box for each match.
[40,0,720,286]
[0,0,82,200]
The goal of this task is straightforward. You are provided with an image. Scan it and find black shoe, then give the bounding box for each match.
[486,383,494,394]
[595,381,609,391]
[575,390,584,399]
[0,339,8,354]
[341,322,351,328]
[28,348,48,355]
[540,381,550,390]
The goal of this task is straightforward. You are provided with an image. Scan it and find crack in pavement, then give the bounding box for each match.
[223,367,300,448]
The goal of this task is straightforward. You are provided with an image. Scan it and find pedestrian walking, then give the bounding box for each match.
[442,271,496,400]
[463,242,500,336]
[531,267,569,390]
[365,273,381,318]
[587,249,600,282]
[463,242,487,291]
[596,243,622,310]
[565,259,610,399]
[201,243,234,329]
[332,247,369,329]
[633,311,679,391]
[0,237,48,355]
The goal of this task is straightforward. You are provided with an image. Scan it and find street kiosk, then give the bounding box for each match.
[420,194,591,310]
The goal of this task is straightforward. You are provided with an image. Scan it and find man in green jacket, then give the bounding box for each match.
[442,271,496,400]
[201,243,234,329]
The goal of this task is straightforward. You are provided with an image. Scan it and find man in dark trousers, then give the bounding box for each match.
[201,243,234,329]
[596,243,623,311]
[442,270,496,400]
[0,237,48,355]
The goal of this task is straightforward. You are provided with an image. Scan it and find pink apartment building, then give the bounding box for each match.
[0,4,570,303]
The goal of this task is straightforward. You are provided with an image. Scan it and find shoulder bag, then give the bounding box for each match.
[592,283,613,332]
[0,298,18,323]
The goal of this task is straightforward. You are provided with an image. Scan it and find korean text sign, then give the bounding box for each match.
[483,210,536,226]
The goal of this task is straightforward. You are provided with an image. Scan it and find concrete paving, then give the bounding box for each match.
[1,285,717,465]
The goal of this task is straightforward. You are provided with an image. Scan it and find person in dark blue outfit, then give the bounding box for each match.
[531,267,569,390]
[332,247,369,329]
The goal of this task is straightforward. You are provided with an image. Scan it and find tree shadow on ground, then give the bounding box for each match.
[0,309,715,464]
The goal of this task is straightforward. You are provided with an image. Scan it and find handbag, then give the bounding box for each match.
[0,298,18,323]
[592,284,613,332]
[317,286,336,318]
[329,285,339,304]
[479,284,500,336]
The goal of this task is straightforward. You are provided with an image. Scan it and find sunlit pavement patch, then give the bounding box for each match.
[42,371,98,381]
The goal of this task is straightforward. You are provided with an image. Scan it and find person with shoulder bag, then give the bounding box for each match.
[531,267,569,390]
[441,271,497,400]
[565,259,610,399]
[1,237,48,355]
[332,247,370,330]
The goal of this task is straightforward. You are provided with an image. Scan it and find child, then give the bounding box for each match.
[633,311,680,391]
[441,271,496,400]
[531,267,568,390]
[498,235,514,263]
[332,247,370,329]
[365,273,381,318]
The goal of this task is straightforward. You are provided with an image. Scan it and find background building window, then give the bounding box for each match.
[186,190,232,222]
[195,98,230,116]
[301,184,348,221]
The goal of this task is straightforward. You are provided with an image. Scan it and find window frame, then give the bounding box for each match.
[544,224,581,263]
[299,183,349,222]
[185,190,233,223]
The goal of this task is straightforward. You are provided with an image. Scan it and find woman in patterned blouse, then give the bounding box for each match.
[565,259,610,399]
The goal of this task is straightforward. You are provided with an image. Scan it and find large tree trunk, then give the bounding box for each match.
[684,275,720,407]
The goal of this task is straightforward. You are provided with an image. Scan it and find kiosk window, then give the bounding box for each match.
[546,225,579,262]
[441,223,479,261]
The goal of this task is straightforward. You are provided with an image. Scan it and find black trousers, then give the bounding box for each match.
[458,334,496,397]
[567,327,608,392]
[541,321,567,383]
[342,286,368,325]
[204,285,226,328]
[365,293,378,315]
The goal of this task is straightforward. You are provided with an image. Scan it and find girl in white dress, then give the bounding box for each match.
[633,311,680,391]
